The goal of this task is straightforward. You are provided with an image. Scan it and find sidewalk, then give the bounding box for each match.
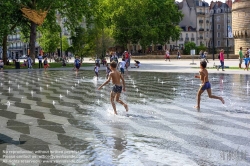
[3,58,249,75]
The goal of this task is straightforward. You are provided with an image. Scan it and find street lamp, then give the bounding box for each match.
[212,9,215,60]
[226,7,229,59]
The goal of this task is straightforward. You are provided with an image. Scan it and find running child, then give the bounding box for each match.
[94,63,99,79]
[194,60,224,110]
[43,57,50,72]
[119,58,126,76]
[243,54,249,71]
[98,61,128,115]
[74,56,81,72]
[106,63,111,79]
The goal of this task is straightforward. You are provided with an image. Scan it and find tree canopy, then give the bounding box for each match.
[100,0,183,49]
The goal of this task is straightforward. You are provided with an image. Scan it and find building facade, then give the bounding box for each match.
[209,1,234,53]
[232,0,250,54]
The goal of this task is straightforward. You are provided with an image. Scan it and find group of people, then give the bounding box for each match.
[239,47,250,71]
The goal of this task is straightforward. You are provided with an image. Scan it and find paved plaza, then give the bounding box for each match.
[0,60,249,166]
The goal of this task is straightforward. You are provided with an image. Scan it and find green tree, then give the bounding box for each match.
[184,42,196,55]
[62,36,69,52]
[38,29,60,56]
[100,0,183,50]
[0,0,24,63]
[70,27,96,62]
[18,0,95,62]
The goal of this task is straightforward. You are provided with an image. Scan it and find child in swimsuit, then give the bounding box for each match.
[194,60,225,110]
[98,61,128,115]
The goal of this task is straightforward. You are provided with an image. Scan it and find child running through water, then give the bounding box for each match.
[194,60,225,110]
[43,57,49,72]
[98,61,128,115]
[74,56,81,73]
[94,63,99,79]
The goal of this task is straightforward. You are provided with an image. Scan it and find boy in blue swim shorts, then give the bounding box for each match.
[194,60,225,110]
[98,61,128,115]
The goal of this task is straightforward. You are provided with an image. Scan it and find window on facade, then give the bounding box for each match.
[186,33,188,37]
[217,24,220,29]
[217,33,221,37]
[217,41,220,46]
[191,33,194,38]
[217,16,220,22]
[206,33,208,37]
[200,9,202,13]
[199,1,202,6]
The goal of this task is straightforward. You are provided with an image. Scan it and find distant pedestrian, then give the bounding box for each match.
[177,50,181,59]
[94,63,99,79]
[0,59,4,71]
[106,63,111,79]
[239,47,243,69]
[43,57,49,72]
[38,54,43,68]
[165,49,170,61]
[134,60,141,68]
[243,54,249,71]
[27,55,33,69]
[217,49,225,71]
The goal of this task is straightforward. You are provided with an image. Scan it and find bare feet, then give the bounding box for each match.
[220,97,225,104]
[124,104,128,112]
[194,105,200,111]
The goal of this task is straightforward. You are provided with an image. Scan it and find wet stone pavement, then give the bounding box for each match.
[0,70,249,166]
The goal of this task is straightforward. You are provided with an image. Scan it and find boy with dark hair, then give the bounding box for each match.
[194,60,224,110]
[98,61,128,115]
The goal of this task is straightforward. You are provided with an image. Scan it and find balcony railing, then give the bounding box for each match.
[8,46,23,50]
[199,28,204,31]
[191,38,195,41]
[185,38,189,41]
[199,20,204,23]
[7,38,21,41]
[200,36,203,39]
[197,12,205,15]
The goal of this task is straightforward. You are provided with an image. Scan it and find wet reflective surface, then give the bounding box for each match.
[0,71,250,166]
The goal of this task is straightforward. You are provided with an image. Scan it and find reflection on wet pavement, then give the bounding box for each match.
[0,71,249,166]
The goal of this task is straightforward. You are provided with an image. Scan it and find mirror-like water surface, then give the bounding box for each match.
[0,71,249,166]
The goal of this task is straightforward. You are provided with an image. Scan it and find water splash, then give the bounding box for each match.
[52,101,56,105]
[67,90,70,95]
[59,94,63,99]
[6,101,11,107]
[136,88,139,92]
